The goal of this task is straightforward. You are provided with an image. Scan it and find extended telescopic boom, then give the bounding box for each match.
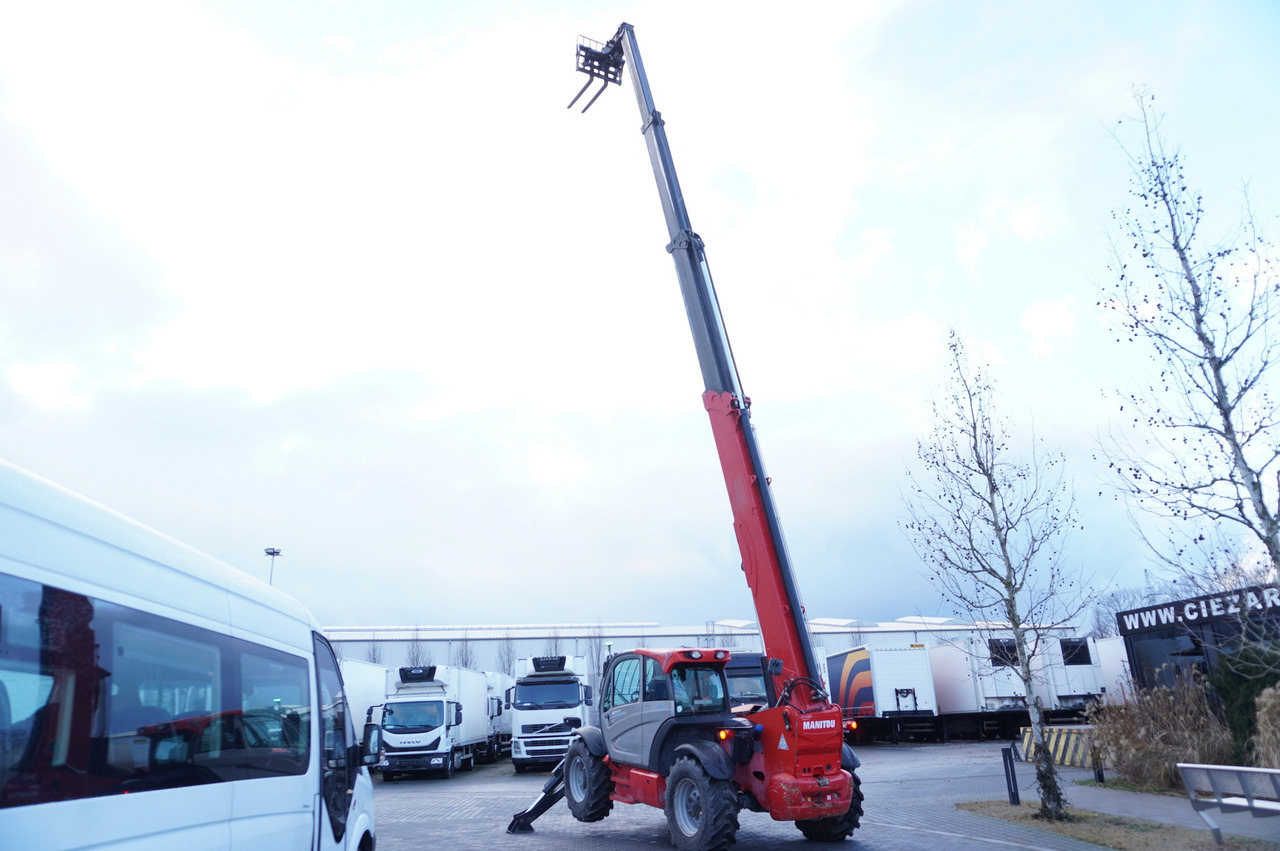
[570,23,825,705]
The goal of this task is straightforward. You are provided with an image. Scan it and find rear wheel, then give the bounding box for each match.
[564,738,614,822]
[664,756,739,851]
[797,770,863,842]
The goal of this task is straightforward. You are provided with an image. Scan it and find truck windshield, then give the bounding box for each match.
[671,664,729,714]
[382,700,443,732]
[727,673,768,703]
[513,680,580,710]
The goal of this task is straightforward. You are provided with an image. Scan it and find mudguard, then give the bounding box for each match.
[842,743,861,771]
[575,726,607,757]
[673,740,734,781]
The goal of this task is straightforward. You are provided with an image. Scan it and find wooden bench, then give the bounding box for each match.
[1177,762,1280,845]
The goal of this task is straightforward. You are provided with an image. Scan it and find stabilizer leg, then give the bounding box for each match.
[506,759,567,834]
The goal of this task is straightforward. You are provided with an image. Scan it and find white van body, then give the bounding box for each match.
[0,460,377,850]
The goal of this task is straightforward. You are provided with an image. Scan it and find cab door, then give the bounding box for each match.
[600,654,644,765]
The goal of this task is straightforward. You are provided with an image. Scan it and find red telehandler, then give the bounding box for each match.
[507,24,863,850]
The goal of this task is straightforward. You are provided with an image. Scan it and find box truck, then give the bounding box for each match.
[339,658,391,727]
[485,670,516,760]
[505,656,591,773]
[378,664,489,780]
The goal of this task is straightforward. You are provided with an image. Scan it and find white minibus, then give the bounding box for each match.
[0,459,379,849]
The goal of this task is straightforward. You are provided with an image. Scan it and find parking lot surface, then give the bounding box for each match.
[371,742,1115,850]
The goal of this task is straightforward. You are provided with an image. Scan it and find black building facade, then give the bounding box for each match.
[1117,585,1280,689]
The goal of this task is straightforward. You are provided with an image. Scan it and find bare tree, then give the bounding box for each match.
[365,640,384,665]
[453,629,477,669]
[497,631,517,676]
[902,331,1087,821]
[543,629,563,657]
[405,627,432,668]
[1101,92,1280,593]
[1088,587,1150,638]
[586,623,607,685]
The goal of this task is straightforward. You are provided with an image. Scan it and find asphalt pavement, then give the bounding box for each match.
[369,741,1280,850]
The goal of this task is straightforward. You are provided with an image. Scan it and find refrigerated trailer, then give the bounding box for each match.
[827,646,938,742]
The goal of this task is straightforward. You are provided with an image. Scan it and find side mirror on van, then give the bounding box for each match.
[584,685,594,707]
[362,723,382,766]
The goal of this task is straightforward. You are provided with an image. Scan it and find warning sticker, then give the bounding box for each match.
[777,734,789,750]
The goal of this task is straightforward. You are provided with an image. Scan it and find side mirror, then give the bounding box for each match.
[505,687,513,710]
[584,685,594,707]
[564,716,582,729]
[361,723,382,766]
[454,705,463,726]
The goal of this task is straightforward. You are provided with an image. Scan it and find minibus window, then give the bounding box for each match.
[0,573,313,808]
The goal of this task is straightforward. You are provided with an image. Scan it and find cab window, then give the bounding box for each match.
[642,657,669,701]
[670,664,728,714]
[601,656,641,711]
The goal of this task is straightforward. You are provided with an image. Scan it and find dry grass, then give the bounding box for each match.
[1254,686,1280,769]
[1087,674,1234,788]
[958,800,1279,850]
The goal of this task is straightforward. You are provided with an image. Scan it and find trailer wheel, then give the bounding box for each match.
[796,770,863,842]
[564,739,614,822]
[664,756,739,851]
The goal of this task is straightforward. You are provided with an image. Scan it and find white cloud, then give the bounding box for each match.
[7,363,87,409]
[954,220,989,275]
[1021,297,1077,358]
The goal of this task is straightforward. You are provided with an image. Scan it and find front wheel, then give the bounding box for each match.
[797,770,863,842]
[564,738,614,822]
[664,756,739,851]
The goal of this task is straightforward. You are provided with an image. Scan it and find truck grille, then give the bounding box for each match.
[384,737,441,753]
[527,738,571,754]
[521,723,574,735]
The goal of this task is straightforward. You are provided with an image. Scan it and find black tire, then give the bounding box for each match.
[564,739,614,822]
[380,771,396,783]
[797,770,863,842]
[514,762,528,774]
[664,756,739,851]
[442,750,456,779]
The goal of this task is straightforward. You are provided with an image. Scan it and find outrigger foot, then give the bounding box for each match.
[506,759,567,834]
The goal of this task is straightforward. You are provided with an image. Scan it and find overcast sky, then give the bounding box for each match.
[2,1,1278,631]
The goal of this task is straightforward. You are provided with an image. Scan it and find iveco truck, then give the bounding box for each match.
[377,664,489,780]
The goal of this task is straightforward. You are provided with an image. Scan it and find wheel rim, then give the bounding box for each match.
[568,755,587,801]
[672,776,703,837]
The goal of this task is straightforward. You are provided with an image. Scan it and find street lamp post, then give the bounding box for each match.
[264,548,281,585]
